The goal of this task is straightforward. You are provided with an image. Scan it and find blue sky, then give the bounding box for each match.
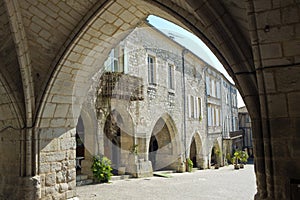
[147,15,245,107]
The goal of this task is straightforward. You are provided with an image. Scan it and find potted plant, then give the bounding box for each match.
[239,151,249,169]
[232,151,241,170]
[91,156,113,183]
[186,158,193,172]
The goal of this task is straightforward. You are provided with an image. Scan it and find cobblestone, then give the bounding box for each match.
[77,165,256,200]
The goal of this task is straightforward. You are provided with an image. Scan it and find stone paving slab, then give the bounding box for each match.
[76,165,257,200]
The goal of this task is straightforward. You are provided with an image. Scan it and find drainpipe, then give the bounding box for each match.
[202,66,209,168]
[182,49,188,161]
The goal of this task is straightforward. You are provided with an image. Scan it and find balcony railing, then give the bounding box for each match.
[229,130,243,139]
[98,72,144,101]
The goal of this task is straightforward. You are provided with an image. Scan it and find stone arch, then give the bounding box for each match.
[188,132,205,169]
[148,113,180,171]
[76,105,98,176]
[210,139,222,168]
[36,0,255,130]
[32,1,261,199]
[103,109,135,174]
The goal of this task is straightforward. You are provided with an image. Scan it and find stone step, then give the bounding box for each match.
[192,168,198,172]
[153,170,176,175]
[76,174,88,181]
[111,175,132,181]
[76,179,93,186]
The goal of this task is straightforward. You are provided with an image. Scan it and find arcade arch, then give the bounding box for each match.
[148,114,180,171]
[188,133,205,169]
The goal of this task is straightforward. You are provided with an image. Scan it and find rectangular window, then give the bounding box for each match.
[190,95,195,118]
[168,64,175,90]
[206,76,210,95]
[216,82,221,98]
[211,79,215,97]
[208,105,212,126]
[197,97,201,119]
[148,55,156,84]
[104,48,124,72]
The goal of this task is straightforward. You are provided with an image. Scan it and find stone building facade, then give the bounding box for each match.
[239,106,254,157]
[77,23,238,178]
[0,0,299,199]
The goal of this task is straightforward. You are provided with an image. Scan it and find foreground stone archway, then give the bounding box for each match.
[0,0,299,199]
[188,132,205,169]
[148,114,180,171]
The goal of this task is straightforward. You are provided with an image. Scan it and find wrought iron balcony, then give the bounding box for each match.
[98,72,144,101]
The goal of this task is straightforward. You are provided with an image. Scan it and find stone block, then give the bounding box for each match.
[68,180,76,190]
[42,103,56,118]
[50,118,66,128]
[253,0,272,12]
[60,137,76,150]
[51,162,62,172]
[56,171,66,183]
[256,9,281,29]
[267,93,288,118]
[283,40,300,57]
[119,10,135,23]
[45,173,56,186]
[276,67,300,92]
[282,6,299,24]
[54,104,70,118]
[287,92,300,117]
[66,190,75,199]
[67,169,76,182]
[59,183,69,193]
[40,163,51,174]
[40,139,60,152]
[260,43,282,59]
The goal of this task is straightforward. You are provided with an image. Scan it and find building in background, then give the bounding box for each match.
[77,22,239,179]
[238,106,253,157]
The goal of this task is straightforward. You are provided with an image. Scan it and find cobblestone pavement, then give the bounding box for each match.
[76,165,257,200]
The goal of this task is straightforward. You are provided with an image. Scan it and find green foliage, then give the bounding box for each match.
[186,158,193,172]
[232,150,241,165]
[240,151,249,164]
[231,150,248,165]
[91,156,113,183]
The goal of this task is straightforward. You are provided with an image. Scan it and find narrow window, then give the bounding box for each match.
[206,76,210,95]
[168,64,175,89]
[190,95,195,118]
[211,79,215,97]
[148,55,155,84]
[208,105,212,126]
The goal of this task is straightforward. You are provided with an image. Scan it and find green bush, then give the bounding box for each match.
[240,151,249,164]
[91,156,113,183]
[186,158,193,172]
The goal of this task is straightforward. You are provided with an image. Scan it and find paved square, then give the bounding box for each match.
[77,165,256,200]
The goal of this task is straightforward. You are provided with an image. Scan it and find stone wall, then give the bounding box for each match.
[38,128,77,199]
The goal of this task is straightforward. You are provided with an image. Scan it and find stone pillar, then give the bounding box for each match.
[39,128,77,199]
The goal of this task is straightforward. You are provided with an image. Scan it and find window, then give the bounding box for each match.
[190,95,195,118]
[211,79,215,97]
[104,47,124,72]
[189,96,202,120]
[208,105,212,126]
[168,64,175,90]
[216,82,221,98]
[206,76,210,95]
[148,55,156,84]
[198,97,202,119]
